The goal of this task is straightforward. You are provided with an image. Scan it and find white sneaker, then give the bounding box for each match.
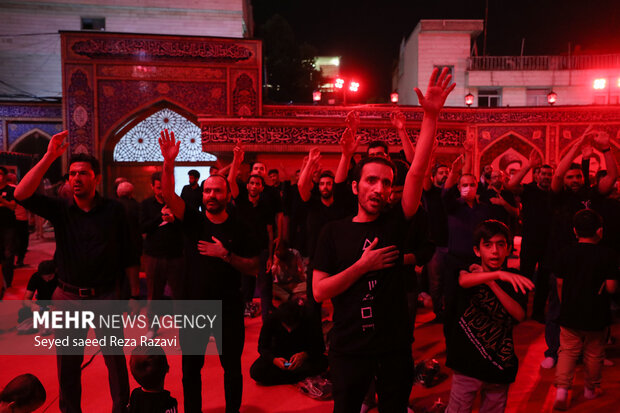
[540,357,556,369]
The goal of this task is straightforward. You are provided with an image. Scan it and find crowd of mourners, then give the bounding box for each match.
[0,67,619,413]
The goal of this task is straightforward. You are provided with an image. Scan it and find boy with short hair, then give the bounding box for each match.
[553,209,619,410]
[128,345,177,413]
[445,220,534,413]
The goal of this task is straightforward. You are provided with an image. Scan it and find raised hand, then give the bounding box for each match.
[414,67,456,116]
[390,111,406,130]
[340,126,361,157]
[358,237,400,272]
[593,130,611,151]
[582,142,595,160]
[463,131,475,152]
[308,147,321,164]
[345,110,360,134]
[528,149,542,168]
[197,236,228,260]
[159,129,180,162]
[497,271,535,294]
[47,130,69,159]
[451,154,465,172]
[232,139,245,166]
[161,206,175,223]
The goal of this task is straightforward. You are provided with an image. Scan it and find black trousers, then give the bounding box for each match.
[519,242,550,320]
[181,302,245,413]
[329,350,413,413]
[250,354,328,385]
[14,219,29,263]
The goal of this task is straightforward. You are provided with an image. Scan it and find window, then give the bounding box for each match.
[526,89,550,106]
[81,17,105,31]
[478,89,501,107]
[113,108,217,163]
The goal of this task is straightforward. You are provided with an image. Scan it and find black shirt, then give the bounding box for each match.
[422,185,449,247]
[445,268,526,384]
[180,184,202,212]
[128,388,177,413]
[257,311,325,362]
[232,195,274,251]
[0,184,16,227]
[140,196,184,258]
[181,207,259,301]
[19,193,138,288]
[118,196,143,263]
[26,271,58,301]
[313,206,411,356]
[555,243,619,331]
[519,182,552,251]
[479,187,517,229]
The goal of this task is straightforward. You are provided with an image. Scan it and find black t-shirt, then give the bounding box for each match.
[422,185,449,247]
[26,271,58,301]
[181,207,259,301]
[313,206,411,356]
[555,243,620,331]
[232,195,274,251]
[0,184,16,227]
[139,196,184,258]
[128,388,178,413]
[180,184,202,212]
[519,182,552,250]
[445,268,526,384]
[479,187,517,229]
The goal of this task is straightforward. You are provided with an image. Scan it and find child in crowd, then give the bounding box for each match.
[445,220,534,413]
[0,373,46,413]
[128,345,177,413]
[553,209,619,410]
[17,260,57,334]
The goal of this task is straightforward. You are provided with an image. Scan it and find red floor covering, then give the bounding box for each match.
[1,236,619,413]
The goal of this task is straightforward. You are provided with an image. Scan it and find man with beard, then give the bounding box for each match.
[181,169,202,211]
[422,162,450,322]
[539,128,618,369]
[159,130,259,413]
[14,130,140,413]
[506,150,553,322]
[228,144,275,319]
[312,67,454,412]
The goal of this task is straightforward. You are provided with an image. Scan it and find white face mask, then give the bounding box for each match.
[460,186,475,199]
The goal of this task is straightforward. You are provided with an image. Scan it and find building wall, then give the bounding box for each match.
[0,0,251,100]
[397,29,419,105]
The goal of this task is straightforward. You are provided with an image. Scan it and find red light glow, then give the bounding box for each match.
[312,91,321,102]
[349,81,359,92]
[335,78,344,89]
[593,78,607,90]
[391,92,399,103]
[547,91,557,105]
[465,93,474,106]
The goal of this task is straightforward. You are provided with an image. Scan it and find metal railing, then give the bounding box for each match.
[468,54,620,71]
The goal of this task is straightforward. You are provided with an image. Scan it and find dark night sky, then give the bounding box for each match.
[251,0,620,102]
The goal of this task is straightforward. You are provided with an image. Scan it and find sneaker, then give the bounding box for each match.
[541,357,556,369]
[553,388,568,411]
[584,387,603,400]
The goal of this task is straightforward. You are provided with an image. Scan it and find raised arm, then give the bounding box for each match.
[444,154,464,190]
[335,111,361,184]
[227,141,244,199]
[592,131,618,195]
[390,110,414,163]
[158,129,186,221]
[15,130,68,201]
[507,149,541,193]
[401,67,455,219]
[297,148,321,202]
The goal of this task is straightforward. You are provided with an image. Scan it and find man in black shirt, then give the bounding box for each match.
[181,169,202,211]
[506,150,553,322]
[14,130,140,413]
[479,170,519,229]
[312,67,454,413]
[159,130,259,413]
[0,166,17,288]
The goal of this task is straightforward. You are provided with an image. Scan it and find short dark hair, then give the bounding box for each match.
[540,164,554,171]
[352,156,396,183]
[268,169,279,175]
[459,173,478,184]
[151,171,162,185]
[0,373,46,409]
[474,219,512,247]
[276,301,303,328]
[319,170,335,180]
[250,161,266,170]
[69,153,100,175]
[573,209,603,238]
[188,169,200,179]
[248,174,265,186]
[204,174,231,194]
[392,159,410,187]
[567,163,582,172]
[367,140,389,155]
[0,166,7,175]
[130,346,169,391]
[431,163,449,177]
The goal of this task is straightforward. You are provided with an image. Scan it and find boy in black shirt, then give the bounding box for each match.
[445,220,533,413]
[128,346,178,413]
[553,209,619,410]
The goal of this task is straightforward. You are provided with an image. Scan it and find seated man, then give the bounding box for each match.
[250,301,327,386]
[271,240,306,303]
